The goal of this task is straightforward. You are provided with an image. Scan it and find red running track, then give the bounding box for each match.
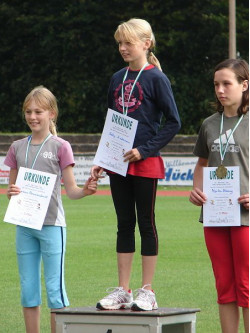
[91,190,190,197]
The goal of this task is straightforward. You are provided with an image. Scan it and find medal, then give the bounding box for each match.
[217,113,244,179]
[216,164,227,179]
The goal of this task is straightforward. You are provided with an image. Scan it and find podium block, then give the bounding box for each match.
[53,306,200,333]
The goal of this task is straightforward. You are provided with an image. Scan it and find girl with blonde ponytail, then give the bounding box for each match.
[114,18,162,71]
[5,86,97,333]
[92,18,181,311]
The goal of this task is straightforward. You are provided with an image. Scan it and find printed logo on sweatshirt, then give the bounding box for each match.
[211,129,240,153]
[114,80,143,113]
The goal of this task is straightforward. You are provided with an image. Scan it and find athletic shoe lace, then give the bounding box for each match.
[103,287,128,301]
[134,284,154,302]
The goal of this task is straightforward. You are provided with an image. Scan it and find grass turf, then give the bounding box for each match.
[0,191,244,332]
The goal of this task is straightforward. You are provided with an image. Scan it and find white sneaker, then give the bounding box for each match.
[131,284,158,311]
[96,287,133,310]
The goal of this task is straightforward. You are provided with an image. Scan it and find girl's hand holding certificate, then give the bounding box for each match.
[189,187,207,206]
[238,193,249,210]
[123,148,142,163]
[7,184,21,200]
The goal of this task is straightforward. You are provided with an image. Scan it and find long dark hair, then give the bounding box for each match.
[214,59,249,116]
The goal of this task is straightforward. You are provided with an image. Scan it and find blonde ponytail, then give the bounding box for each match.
[148,50,162,71]
[49,119,57,136]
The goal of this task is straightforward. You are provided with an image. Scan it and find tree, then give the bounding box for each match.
[0,0,248,133]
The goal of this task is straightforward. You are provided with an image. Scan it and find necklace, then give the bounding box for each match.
[216,113,243,179]
[25,133,52,169]
[121,62,148,116]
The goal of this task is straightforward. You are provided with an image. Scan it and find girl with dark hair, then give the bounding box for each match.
[190,59,249,333]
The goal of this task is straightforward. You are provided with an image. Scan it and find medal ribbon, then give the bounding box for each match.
[25,133,52,169]
[121,62,148,116]
[219,113,244,164]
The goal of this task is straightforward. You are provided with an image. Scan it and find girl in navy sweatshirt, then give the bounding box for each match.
[92,18,181,311]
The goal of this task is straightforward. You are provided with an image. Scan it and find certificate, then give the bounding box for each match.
[4,167,57,230]
[93,108,138,176]
[203,166,241,226]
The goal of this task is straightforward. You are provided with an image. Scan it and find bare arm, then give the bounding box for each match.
[62,165,97,200]
[189,157,208,206]
[7,169,20,200]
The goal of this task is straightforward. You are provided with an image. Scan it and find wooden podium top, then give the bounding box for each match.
[52,306,200,317]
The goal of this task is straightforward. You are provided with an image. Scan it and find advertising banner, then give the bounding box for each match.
[0,157,9,184]
[0,155,197,186]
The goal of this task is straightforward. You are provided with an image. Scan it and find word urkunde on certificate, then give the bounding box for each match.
[93,108,138,176]
[203,166,241,227]
[4,167,57,230]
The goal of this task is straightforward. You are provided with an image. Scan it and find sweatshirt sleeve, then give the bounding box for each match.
[137,75,181,159]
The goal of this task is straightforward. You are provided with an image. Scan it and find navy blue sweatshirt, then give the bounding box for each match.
[107,65,181,159]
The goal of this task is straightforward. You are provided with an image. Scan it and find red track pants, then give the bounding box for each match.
[204,226,249,308]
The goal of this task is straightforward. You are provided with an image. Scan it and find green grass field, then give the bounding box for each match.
[0,188,245,332]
